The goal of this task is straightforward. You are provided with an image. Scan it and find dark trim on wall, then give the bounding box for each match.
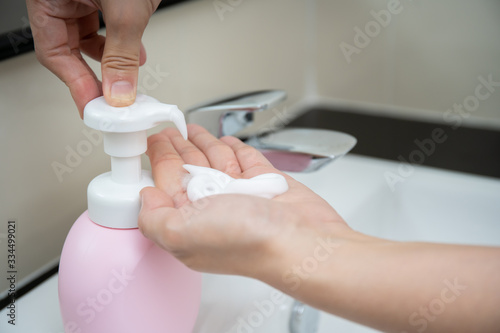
[0,0,189,62]
[287,107,500,179]
[0,264,59,310]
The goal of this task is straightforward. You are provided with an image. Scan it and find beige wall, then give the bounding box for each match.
[315,0,500,128]
[1,0,499,295]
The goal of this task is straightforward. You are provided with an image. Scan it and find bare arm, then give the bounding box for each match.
[259,228,500,332]
[139,124,500,333]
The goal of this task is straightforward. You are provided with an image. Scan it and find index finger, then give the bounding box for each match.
[147,130,190,206]
[27,3,101,116]
[188,124,242,176]
[220,136,277,177]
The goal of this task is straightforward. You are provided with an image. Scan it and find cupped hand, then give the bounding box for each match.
[26,0,162,116]
[138,124,349,279]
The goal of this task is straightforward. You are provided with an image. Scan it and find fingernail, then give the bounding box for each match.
[110,80,135,106]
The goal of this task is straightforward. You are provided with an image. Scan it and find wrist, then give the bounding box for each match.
[253,214,386,295]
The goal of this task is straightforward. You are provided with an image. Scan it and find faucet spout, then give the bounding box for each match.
[187,90,287,137]
[187,90,357,173]
[246,128,357,172]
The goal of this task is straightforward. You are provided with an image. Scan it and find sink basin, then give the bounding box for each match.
[299,155,500,247]
[293,155,500,332]
[2,155,499,333]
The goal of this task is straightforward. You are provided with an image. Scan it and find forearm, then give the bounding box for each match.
[139,124,499,331]
[256,227,500,332]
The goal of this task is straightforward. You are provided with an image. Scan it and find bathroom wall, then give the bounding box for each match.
[314,0,500,128]
[1,0,499,295]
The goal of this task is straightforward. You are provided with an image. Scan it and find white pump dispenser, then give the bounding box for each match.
[60,96,201,333]
[84,94,187,229]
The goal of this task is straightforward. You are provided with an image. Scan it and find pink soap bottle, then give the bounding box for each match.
[58,95,201,333]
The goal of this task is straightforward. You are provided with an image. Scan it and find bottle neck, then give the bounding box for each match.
[102,131,147,184]
[111,156,142,184]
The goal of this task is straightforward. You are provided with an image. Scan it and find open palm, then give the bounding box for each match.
[139,124,348,278]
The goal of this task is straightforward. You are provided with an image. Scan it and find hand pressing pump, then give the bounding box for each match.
[58,95,201,333]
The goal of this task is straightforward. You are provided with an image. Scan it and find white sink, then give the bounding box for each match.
[2,155,499,333]
[294,155,500,333]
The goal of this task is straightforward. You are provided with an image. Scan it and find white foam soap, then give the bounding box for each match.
[183,165,289,201]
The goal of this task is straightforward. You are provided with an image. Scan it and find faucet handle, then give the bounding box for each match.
[186,90,287,137]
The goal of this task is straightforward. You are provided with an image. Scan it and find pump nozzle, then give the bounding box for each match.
[83,95,187,229]
[84,94,187,139]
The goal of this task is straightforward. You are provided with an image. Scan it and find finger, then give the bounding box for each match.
[77,11,146,67]
[220,136,276,176]
[81,32,145,66]
[187,124,242,175]
[139,187,183,252]
[147,131,189,205]
[139,43,147,66]
[69,66,102,117]
[78,12,105,62]
[164,126,210,167]
[28,6,100,116]
[100,4,153,107]
[141,186,175,211]
[67,18,102,116]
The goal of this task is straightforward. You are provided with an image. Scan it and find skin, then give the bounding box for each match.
[28,2,500,331]
[26,0,162,116]
[139,124,500,333]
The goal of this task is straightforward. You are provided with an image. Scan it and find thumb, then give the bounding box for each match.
[100,7,151,107]
[138,187,178,246]
[140,186,174,212]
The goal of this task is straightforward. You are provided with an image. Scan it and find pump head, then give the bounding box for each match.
[83,95,187,229]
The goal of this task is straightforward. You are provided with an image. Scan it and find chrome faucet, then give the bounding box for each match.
[186,90,287,138]
[186,90,357,173]
[289,300,320,333]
